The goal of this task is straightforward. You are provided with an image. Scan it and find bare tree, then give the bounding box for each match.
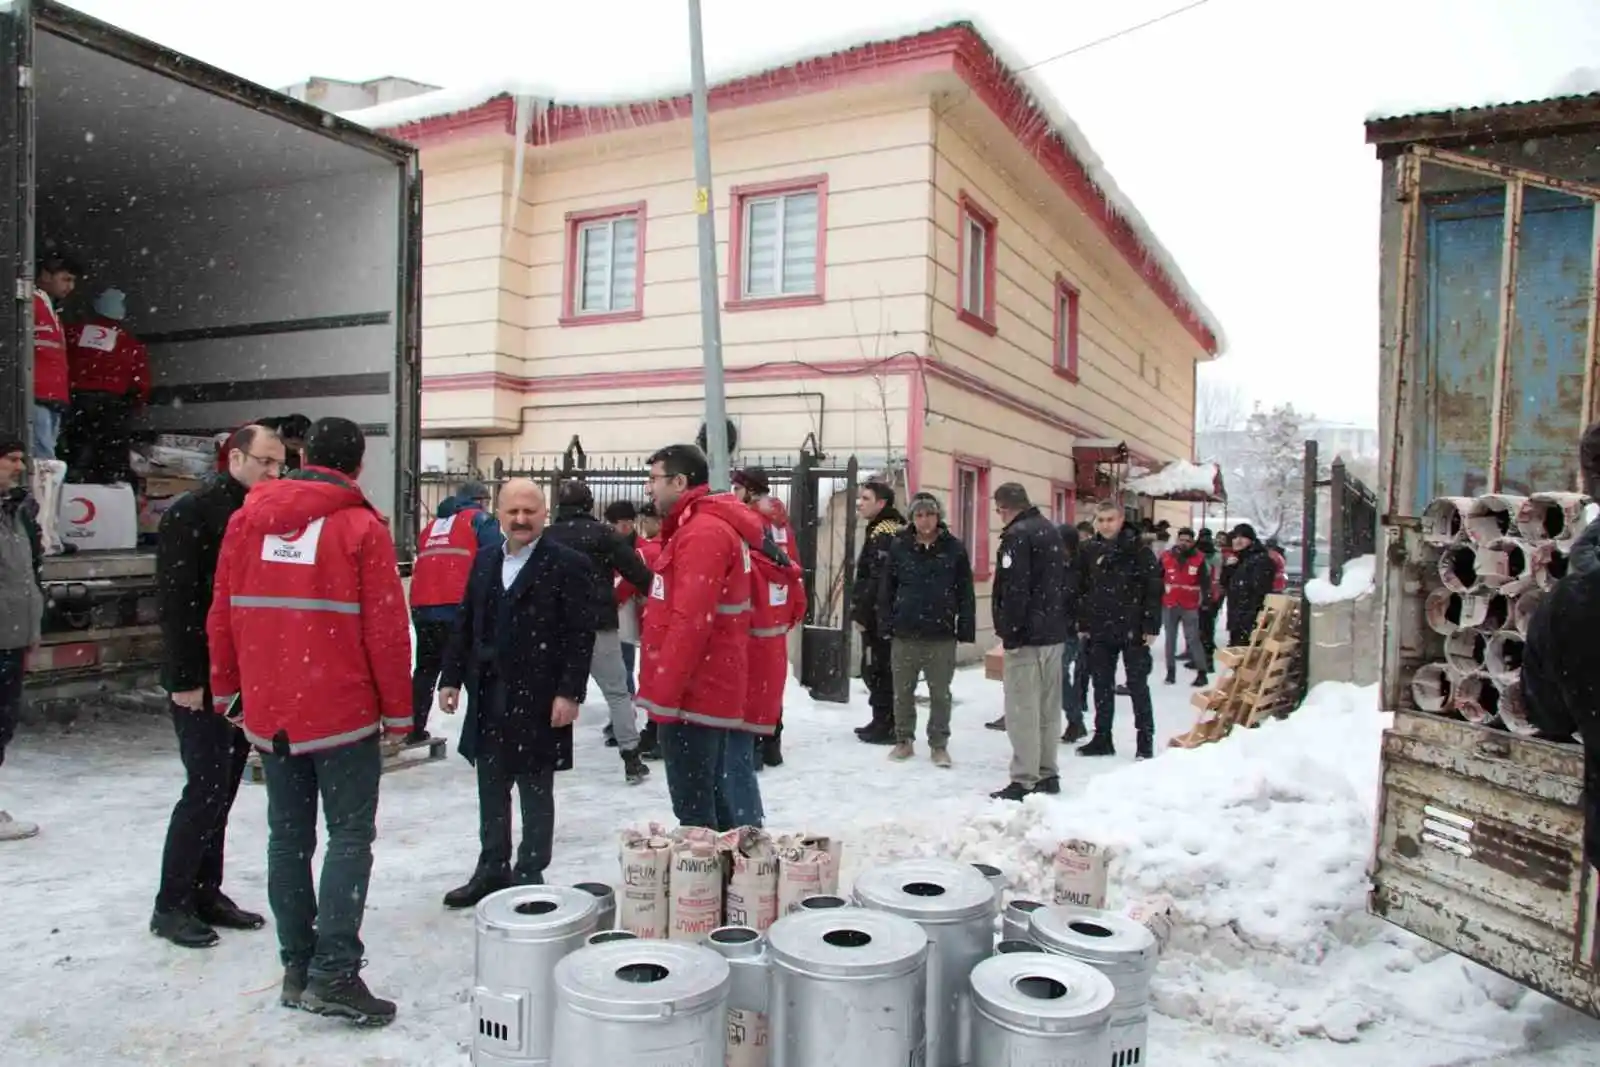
[1229,401,1310,541]
[1196,376,1248,435]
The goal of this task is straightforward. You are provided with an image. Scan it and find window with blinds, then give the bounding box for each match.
[576,215,639,314]
[740,190,819,298]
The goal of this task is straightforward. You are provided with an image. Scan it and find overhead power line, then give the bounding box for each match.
[1014,0,1216,73]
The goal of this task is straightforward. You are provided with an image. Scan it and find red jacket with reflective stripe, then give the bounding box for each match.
[1160,546,1209,611]
[637,486,768,732]
[1269,548,1287,593]
[65,316,151,402]
[410,506,485,608]
[207,467,412,753]
[746,528,806,732]
[32,291,69,405]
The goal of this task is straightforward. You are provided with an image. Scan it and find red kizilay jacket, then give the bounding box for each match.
[1160,544,1210,611]
[746,508,806,733]
[637,485,768,733]
[32,290,69,406]
[206,467,412,753]
[65,316,152,402]
[1268,547,1288,593]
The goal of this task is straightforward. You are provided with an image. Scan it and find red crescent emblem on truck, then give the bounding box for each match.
[69,497,97,525]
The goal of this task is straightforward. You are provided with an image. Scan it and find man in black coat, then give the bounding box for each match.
[542,479,655,784]
[850,480,905,744]
[878,494,976,766]
[990,483,1068,800]
[1519,421,1600,873]
[1076,501,1163,760]
[437,479,597,908]
[151,423,284,948]
[1223,523,1277,647]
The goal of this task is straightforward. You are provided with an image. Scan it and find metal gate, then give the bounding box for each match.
[416,435,866,703]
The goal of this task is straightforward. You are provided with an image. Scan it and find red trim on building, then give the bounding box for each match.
[724,174,829,313]
[560,201,648,327]
[1052,274,1080,382]
[383,24,1216,354]
[956,191,999,337]
[951,452,993,579]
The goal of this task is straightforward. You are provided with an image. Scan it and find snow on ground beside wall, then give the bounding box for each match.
[4,667,1599,1065]
[338,8,1225,354]
[1304,554,1377,605]
[1125,460,1220,499]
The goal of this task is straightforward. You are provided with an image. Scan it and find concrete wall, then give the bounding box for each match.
[1308,592,1381,687]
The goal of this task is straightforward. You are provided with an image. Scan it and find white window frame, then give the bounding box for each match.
[962,215,989,316]
[575,214,639,315]
[740,190,820,299]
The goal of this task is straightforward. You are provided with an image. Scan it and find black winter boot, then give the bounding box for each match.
[1136,734,1155,761]
[1163,670,1176,685]
[638,722,661,761]
[985,715,1007,732]
[443,872,511,910]
[300,973,397,1027]
[1077,734,1116,758]
[1061,721,1088,744]
[150,909,219,949]
[622,749,649,785]
[196,892,266,931]
[1193,672,1208,687]
[761,735,783,768]
[281,964,309,1008]
[1032,775,1061,795]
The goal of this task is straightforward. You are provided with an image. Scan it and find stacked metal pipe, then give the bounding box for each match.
[1415,491,1591,736]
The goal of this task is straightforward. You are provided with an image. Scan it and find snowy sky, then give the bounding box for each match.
[57,0,1600,427]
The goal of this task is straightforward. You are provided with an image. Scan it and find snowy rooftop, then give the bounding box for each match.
[1124,459,1223,500]
[1366,65,1600,123]
[340,14,1225,354]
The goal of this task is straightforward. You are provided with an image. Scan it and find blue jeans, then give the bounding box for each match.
[259,736,382,980]
[1061,633,1084,726]
[659,722,764,831]
[32,404,62,459]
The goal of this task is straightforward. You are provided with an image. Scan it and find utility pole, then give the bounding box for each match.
[687,0,730,491]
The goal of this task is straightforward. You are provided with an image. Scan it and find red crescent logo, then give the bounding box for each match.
[280,526,307,543]
[69,497,97,525]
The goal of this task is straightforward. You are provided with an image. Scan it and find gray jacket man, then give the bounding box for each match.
[0,437,44,842]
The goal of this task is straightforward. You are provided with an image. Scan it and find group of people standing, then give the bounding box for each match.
[844,476,1285,801]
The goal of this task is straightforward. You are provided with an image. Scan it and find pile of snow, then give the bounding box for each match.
[1125,460,1220,499]
[340,12,1225,353]
[1304,554,1377,605]
[854,683,1570,1051]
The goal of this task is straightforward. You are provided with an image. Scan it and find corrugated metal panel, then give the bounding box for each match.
[1416,187,1595,509]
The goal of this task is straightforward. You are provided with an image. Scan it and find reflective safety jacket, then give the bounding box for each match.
[207,467,412,753]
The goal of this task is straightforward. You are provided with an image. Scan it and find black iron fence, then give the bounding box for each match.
[418,436,873,702]
[1296,439,1381,702]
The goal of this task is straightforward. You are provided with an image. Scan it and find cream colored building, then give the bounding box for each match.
[349,20,1223,640]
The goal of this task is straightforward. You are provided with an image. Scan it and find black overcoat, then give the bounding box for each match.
[440,538,597,774]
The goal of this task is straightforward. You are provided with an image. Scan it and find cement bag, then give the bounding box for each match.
[618,829,672,939]
[727,1007,770,1067]
[1123,895,1175,955]
[721,828,779,932]
[775,834,840,916]
[668,829,724,941]
[30,459,66,556]
[1051,839,1112,909]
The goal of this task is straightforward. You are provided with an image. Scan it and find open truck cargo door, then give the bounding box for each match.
[0,0,36,445]
[1369,139,1600,1018]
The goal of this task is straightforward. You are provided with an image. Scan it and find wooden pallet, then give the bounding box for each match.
[1170,595,1303,748]
[245,736,448,785]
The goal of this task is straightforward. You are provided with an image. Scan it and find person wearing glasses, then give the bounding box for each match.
[150,424,285,949]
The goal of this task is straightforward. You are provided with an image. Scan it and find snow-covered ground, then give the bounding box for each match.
[4,666,1600,1066]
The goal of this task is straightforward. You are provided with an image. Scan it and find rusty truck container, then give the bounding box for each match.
[1366,95,1600,1016]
